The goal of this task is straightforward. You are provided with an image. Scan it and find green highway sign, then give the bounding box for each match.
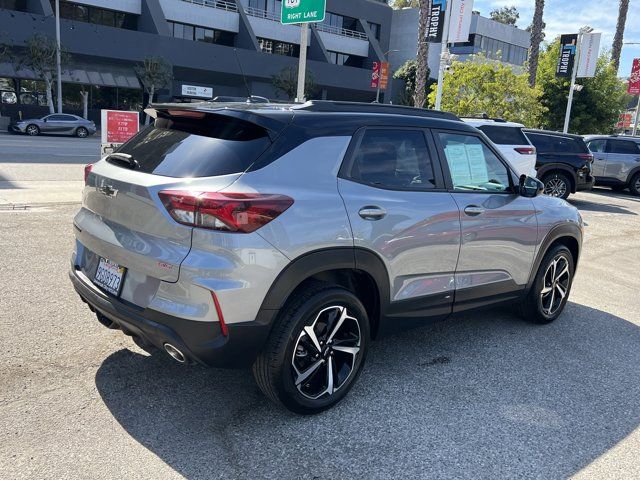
[281,0,326,25]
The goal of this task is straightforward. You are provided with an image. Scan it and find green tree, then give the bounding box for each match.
[427,54,546,125]
[393,59,431,106]
[536,39,627,133]
[134,56,173,124]
[489,6,519,26]
[271,66,318,101]
[16,34,68,114]
[391,0,419,8]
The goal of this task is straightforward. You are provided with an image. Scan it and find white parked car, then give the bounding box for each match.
[462,118,537,177]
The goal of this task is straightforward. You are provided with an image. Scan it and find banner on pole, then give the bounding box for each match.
[447,0,474,43]
[425,0,447,43]
[379,62,389,90]
[371,62,380,89]
[576,32,601,78]
[556,34,578,78]
[628,58,640,95]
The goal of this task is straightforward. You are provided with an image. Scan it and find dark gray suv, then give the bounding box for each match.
[70,101,583,414]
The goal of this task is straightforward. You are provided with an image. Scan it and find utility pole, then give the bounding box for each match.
[55,0,63,113]
[434,0,452,111]
[296,23,308,103]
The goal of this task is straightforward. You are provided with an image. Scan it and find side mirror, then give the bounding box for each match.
[519,174,544,198]
[43,118,48,122]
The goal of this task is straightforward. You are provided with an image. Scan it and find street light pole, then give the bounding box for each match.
[434,0,453,111]
[563,27,592,133]
[55,0,63,113]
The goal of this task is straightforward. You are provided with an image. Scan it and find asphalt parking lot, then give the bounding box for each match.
[1,135,639,479]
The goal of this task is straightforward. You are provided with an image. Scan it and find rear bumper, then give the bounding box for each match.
[69,267,275,368]
[576,175,595,191]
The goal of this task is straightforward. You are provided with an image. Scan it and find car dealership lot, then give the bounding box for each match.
[0,189,639,479]
[1,130,640,478]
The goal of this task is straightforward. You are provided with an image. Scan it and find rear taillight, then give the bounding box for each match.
[84,163,93,184]
[578,153,594,163]
[515,147,536,155]
[158,190,294,233]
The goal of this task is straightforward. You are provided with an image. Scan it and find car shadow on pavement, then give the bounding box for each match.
[569,197,637,215]
[95,302,640,479]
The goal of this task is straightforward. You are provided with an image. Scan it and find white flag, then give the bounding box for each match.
[447,0,474,43]
[577,32,601,78]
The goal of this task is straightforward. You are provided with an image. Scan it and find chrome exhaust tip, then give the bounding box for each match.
[163,343,186,363]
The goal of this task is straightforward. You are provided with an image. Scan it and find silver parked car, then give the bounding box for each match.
[584,135,640,195]
[9,113,96,138]
[69,101,583,414]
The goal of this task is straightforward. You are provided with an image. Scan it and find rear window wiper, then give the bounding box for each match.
[106,153,139,170]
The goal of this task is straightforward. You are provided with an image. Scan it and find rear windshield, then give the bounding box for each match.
[477,125,528,145]
[112,112,271,177]
[526,133,589,154]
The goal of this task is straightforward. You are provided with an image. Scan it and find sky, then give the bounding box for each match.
[466,0,639,77]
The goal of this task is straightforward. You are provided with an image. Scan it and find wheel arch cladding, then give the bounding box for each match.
[257,248,389,339]
[527,224,582,292]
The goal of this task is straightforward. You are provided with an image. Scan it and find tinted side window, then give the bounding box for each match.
[47,115,65,121]
[349,129,436,190]
[439,133,511,192]
[587,139,606,153]
[528,134,587,154]
[477,126,528,145]
[608,140,640,155]
[60,114,78,121]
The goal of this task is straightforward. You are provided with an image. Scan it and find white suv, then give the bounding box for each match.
[463,118,537,177]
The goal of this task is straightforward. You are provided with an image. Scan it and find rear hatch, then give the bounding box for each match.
[476,124,536,175]
[75,107,282,283]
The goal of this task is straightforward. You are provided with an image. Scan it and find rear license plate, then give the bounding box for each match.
[94,258,126,296]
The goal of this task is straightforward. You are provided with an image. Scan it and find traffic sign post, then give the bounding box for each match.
[281,0,327,102]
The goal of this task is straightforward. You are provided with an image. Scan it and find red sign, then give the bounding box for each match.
[379,62,389,90]
[371,61,380,89]
[616,113,633,129]
[629,58,640,95]
[105,111,139,144]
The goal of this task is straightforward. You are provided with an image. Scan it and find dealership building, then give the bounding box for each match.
[0,0,392,121]
[0,1,532,123]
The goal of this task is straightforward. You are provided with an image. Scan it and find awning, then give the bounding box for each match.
[0,61,141,89]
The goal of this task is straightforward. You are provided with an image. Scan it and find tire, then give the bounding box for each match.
[629,172,640,197]
[252,282,370,414]
[26,124,40,136]
[520,244,574,324]
[76,127,88,138]
[542,172,571,200]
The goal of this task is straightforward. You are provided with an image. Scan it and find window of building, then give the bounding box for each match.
[368,22,381,40]
[328,51,365,68]
[50,1,137,30]
[349,129,437,190]
[244,0,282,13]
[168,21,235,46]
[257,37,300,57]
[322,12,363,33]
[0,0,27,11]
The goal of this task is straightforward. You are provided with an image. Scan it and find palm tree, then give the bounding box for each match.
[611,0,629,71]
[528,0,545,87]
[414,0,430,108]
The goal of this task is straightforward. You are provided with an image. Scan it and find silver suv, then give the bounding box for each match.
[584,135,640,195]
[70,101,583,414]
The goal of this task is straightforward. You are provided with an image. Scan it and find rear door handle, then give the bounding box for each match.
[464,205,485,216]
[358,206,387,221]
